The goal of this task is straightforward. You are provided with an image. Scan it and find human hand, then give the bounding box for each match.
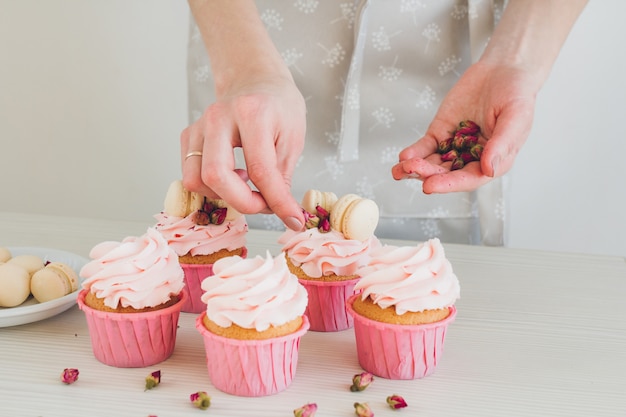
[180,73,307,231]
[391,61,537,193]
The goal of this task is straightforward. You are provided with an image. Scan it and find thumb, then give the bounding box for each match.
[481,105,533,177]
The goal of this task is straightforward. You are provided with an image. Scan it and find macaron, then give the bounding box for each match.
[301,189,338,214]
[0,263,31,307]
[8,254,45,277]
[163,180,204,217]
[30,261,79,303]
[0,247,11,263]
[330,194,379,241]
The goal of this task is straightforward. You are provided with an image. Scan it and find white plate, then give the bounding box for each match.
[0,247,89,328]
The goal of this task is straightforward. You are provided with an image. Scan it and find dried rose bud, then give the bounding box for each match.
[452,134,467,150]
[463,135,479,148]
[386,395,408,410]
[293,402,318,417]
[459,119,481,134]
[451,157,465,171]
[305,214,321,229]
[192,210,210,226]
[190,391,211,410]
[437,137,453,154]
[440,149,458,162]
[470,144,484,160]
[319,217,331,233]
[210,207,227,225]
[354,402,374,417]
[61,368,79,385]
[316,205,330,219]
[460,151,475,164]
[145,370,161,390]
[203,201,216,213]
[350,372,374,392]
[455,125,480,136]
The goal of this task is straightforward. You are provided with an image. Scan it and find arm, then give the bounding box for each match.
[182,0,306,230]
[392,0,589,193]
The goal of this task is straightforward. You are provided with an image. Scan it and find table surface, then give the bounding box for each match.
[1,212,625,417]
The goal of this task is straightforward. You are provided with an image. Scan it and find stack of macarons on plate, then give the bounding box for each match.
[0,246,88,327]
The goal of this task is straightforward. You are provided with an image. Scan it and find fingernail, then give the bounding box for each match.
[285,216,304,231]
[490,156,500,177]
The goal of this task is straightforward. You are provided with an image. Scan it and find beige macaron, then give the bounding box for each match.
[0,247,11,263]
[330,193,379,241]
[163,180,204,217]
[0,263,31,307]
[8,254,45,277]
[301,189,338,214]
[30,261,79,303]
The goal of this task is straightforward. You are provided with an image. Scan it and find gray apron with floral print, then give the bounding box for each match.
[187,0,508,245]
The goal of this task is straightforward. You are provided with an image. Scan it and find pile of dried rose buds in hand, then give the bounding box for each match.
[437,120,484,171]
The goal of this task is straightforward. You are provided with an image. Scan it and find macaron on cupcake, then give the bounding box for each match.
[78,227,186,368]
[279,190,381,332]
[154,180,248,313]
[347,238,460,379]
[195,251,309,397]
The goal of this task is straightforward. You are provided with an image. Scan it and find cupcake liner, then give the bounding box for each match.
[195,312,309,397]
[346,294,456,380]
[180,247,248,314]
[180,264,214,314]
[299,277,360,332]
[77,289,185,368]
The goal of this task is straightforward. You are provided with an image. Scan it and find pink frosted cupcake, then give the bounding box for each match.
[347,238,460,379]
[195,252,309,397]
[279,190,380,332]
[154,180,247,313]
[78,227,185,368]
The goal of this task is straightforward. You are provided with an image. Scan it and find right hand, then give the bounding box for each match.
[180,72,307,231]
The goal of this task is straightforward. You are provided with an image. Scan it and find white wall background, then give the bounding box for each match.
[1,1,624,257]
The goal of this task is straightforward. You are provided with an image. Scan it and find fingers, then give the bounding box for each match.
[180,110,268,214]
[240,121,305,231]
[180,124,220,200]
[392,157,447,180]
[481,102,533,178]
[421,162,493,194]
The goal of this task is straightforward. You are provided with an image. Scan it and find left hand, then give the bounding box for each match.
[391,60,537,193]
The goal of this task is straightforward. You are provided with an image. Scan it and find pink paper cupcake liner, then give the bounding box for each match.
[195,312,309,397]
[346,294,456,380]
[180,264,214,314]
[299,277,360,332]
[77,289,185,368]
[181,248,247,314]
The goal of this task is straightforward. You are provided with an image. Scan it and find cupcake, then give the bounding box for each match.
[279,190,381,332]
[347,238,460,379]
[195,251,309,397]
[78,227,186,368]
[154,180,247,313]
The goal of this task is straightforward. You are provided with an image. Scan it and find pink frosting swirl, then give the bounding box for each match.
[354,238,460,314]
[200,252,308,331]
[80,227,185,309]
[278,228,381,278]
[153,212,247,256]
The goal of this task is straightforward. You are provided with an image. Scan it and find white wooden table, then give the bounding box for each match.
[1,212,625,416]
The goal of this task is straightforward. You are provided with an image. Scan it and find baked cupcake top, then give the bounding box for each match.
[279,228,380,278]
[80,227,185,310]
[200,252,308,332]
[354,238,460,314]
[154,211,247,257]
